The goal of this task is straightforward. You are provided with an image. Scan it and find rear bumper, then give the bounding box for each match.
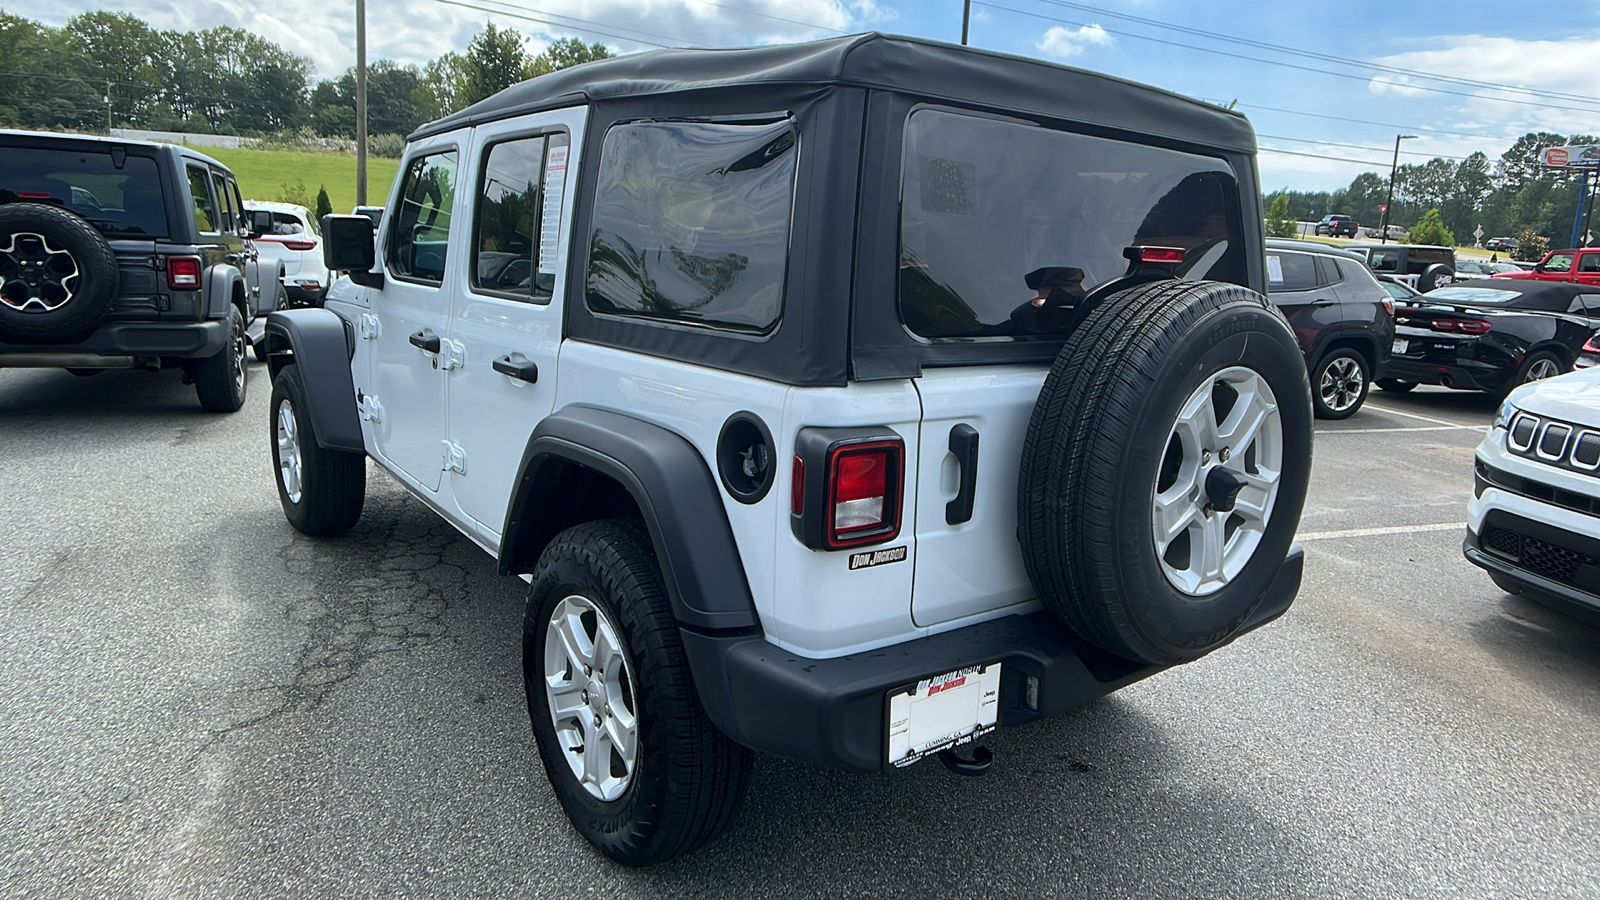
[1383,354,1505,392]
[684,546,1303,773]
[0,319,227,362]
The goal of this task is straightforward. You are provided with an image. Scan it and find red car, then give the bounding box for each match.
[1493,248,1600,286]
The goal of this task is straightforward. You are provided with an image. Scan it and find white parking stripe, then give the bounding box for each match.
[1317,425,1478,434]
[1296,522,1465,541]
[1363,402,1485,429]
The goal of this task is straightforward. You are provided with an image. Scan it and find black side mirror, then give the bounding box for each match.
[1533,263,1546,273]
[353,206,384,226]
[246,209,273,239]
[322,214,383,288]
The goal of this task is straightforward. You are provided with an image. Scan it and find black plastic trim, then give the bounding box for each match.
[0,320,225,358]
[499,406,760,632]
[681,544,1303,772]
[1465,532,1600,615]
[262,309,365,452]
[716,411,776,504]
[790,425,905,550]
[945,423,979,525]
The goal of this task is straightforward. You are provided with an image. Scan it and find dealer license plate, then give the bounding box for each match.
[1392,339,1409,354]
[887,663,1001,767]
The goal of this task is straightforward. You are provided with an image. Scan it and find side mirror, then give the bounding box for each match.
[246,209,273,239]
[1534,263,1546,273]
[322,214,383,288]
[352,206,384,226]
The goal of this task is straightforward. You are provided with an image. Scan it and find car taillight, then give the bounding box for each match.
[280,239,316,251]
[1381,297,1394,316]
[166,256,202,290]
[790,455,805,515]
[827,441,902,547]
[1431,318,1491,335]
[1584,334,1600,354]
[1137,246,1185,264]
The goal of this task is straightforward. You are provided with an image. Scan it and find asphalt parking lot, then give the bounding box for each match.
[2,364,1598,899]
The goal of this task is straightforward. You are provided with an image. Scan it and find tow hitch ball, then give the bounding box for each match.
[938,744,993,777]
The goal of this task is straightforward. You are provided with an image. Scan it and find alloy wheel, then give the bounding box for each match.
[1319,356,1365,413]
[544,594,638,802]
[276,401,303,503]
[1524,357,1560,383]
[1152,366,1285,596]
[0,232,79,312]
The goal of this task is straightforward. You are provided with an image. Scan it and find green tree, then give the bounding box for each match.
[1264,192,1297,238]
[417,52,469,120]
[315,185,333,220]
[312,59,425,138]
[529,37,613,76]
[1495,132,1569,192]
[1513,228,1549,262]
[460,22,528,107]
[1442,151,1492,240]
[63,11,162,127]
[1407,208,1454,246]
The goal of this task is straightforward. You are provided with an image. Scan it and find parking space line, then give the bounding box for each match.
[1362,402,1486,429]
[1297,522,1464,541]
[1317,425,1475,434]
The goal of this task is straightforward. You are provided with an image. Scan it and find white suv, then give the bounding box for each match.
[258,34,1313,866]
[243,200,330,306]
[1468,368,1600,618]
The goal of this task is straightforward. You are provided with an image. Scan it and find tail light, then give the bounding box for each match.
[260,237,317,251]
[791,429,905,550]
[1583,334,1600,354]
[166,255,202,290]
[1381,297,1394,316]
[1137,246,1185,264]
[1430,318,1491,335]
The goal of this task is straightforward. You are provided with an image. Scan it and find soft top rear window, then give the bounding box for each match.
[0,147,167,237]
[899,109,1244,339]
[585,119,797,334]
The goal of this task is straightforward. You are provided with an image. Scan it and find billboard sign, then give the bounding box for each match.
[1542,145,1600,167]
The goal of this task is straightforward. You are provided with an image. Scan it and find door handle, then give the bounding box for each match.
[946,424,980,525]
[492,354,539,383]
[409,330,441,353]
[1311,298,1337,305]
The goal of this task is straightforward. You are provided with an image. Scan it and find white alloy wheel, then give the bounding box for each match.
[1524,356,1561,383]
[1152,366,1285,596]
[544,594,638,802]
[276,399,303,503]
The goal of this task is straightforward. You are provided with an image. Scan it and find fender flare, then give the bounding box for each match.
[499,407,760,632]
[204,264,245,318]
[263,308,364,452]
[1309,329,1380,370]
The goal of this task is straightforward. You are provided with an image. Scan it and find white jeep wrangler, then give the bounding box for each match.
[262,34,1312,866]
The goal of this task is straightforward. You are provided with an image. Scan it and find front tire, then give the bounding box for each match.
[1312,349,1369,419]
[271,363,365,536]
[525,519,752,867]
[194,305,248,412]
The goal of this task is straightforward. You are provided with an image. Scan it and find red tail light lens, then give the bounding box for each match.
[790,455,805,515]
[1381,297,1394,316]
[1138,246,1185,264]
[166,256,202,290]
[280,239,317,251]
[1430,318,1491,335]
[826,440,902,548]
[1584,335,1600,354]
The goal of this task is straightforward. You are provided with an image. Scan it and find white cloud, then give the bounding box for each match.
[1036,23,1111,60]
[2,0,880,80]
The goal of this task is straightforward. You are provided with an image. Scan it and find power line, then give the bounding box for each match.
[1226,101,1508,142]
[432,0,685,48]
[679,0,847,35]
[1258,146,1396,168]
[1256,132,1471,163]
[1029,0,1600,110]
[976,1,1600,116]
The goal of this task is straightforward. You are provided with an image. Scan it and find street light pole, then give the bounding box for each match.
[1381,134,1416,245]
[355,0,368,208]
[961,0,971,45]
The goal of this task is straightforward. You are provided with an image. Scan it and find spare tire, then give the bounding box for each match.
[0,202,119,344]
[1417,263,1454,293]
[1018,279,1312,665]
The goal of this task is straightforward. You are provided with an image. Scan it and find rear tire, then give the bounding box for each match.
[1375,378,1417,393]
[1018,279,1313,665]
[271,363,365,536]
[194,305,248,412]
[525,519,752,867]
[1312,349,1369,419]
[1510,350,1566,390]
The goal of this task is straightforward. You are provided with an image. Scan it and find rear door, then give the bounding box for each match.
[445,108,584,542]
[366,138,461,491]
[1266,249,1338,360]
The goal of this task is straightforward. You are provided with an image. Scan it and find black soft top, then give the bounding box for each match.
[413,32,1255,153]
[1424,279,1590,312]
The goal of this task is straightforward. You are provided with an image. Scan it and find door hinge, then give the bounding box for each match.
[359,313,381,340]
[439,338,466,371]
[357,392,384,424]
[442,439,467,474]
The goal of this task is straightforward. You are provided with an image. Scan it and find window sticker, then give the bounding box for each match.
[1266,254,1284,284]
[539,143,568,280]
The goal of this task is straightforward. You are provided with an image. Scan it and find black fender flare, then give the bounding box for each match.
[262,308,364,452]
[204,264,246,318]
[499,407,760,632]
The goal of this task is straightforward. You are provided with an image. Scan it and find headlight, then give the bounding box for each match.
[1493,398,1516,431]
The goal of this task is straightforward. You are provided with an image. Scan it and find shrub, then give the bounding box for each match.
[1406,208,1454,247]
[315,186,332,220]
[1264,193,1297,238]
[368,133,406,158]
[1513,228,1549,263]
[274,181,311,208]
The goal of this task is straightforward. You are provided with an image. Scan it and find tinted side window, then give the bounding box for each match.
[210,171,234,232]
[1367,249,1400,272]
[899,108,1243,338]
[1266,252,1317,292]
[387,150,458,283]
[1315,256,1342,285]
[187,164,217,233]
[586,120,796,333]
[473,132,569,303]
[1579,254,1600,273]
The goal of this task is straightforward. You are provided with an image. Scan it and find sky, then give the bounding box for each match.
[10,0,1600,192]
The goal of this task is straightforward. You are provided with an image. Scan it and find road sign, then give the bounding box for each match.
[1379,204,1387,214]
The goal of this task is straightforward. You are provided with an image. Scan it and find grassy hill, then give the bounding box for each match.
[200,147,400,214]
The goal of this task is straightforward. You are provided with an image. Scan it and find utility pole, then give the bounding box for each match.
[105,82,113,135]
[355,0,368,208]
[961,0,971,45]
[1381,134,1416,244]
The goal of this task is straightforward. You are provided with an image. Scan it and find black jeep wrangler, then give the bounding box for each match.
[0,130,281,411]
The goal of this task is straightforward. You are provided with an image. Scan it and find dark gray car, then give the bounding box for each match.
[1266,238,1397,418]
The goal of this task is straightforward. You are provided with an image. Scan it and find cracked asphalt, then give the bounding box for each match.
[2,363,1598,898]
